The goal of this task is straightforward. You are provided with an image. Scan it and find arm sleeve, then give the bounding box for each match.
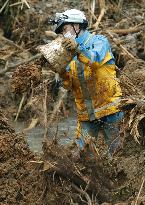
[59,64,72,90]
[77,35,114,66]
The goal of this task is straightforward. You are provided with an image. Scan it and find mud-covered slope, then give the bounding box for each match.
[0,110,43,205]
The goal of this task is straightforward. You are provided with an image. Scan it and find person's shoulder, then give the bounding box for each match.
[93,34,109,43]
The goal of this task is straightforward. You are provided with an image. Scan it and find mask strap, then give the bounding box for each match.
[72,24,81,38]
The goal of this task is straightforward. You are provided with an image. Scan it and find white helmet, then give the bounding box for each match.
[53,9,88,34]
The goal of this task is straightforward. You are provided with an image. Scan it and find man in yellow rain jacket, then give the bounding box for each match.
[52,9,124,156]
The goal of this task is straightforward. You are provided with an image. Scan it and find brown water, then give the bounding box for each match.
[12,117,77,153]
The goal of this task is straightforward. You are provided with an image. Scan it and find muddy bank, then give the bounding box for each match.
[0,110,145,205]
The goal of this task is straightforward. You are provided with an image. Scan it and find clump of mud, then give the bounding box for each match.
[0,110,43,205]
[120,59,145,96]
[11,63,42,95]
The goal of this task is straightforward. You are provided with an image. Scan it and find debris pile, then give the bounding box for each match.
[0,110,43,205]
[11,63,42,95]
[0,0,145,204]
[119,59,145,143]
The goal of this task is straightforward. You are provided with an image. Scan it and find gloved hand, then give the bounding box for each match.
[62,37,78,51]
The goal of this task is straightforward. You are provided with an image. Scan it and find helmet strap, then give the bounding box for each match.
[72,24,81,38]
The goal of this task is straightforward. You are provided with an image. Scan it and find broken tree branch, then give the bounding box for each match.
[72,184,93,205]
[0,35,24,51]
[0,0,9,13]
[43,80,48,140]
[92,0,105,29]
[135,177,145,205]
[14,92,27,122]
[0,53,42,76]
[108,23,144,35]
[20,0,30,9]
[89,0,96,27]
[106,31,136,60]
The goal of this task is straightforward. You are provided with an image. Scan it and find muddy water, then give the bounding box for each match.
[12,117,77,153]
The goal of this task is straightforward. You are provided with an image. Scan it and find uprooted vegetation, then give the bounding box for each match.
[0,108,145,205]
[0,0,145,204]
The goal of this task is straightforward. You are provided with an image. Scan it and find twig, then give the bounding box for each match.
[21,0,30,9]
[92,0,105,29]
[14,92,27,122]
[106,31,136,60]
[72,184,93,205]
[48,88,67,126]
[117,0,124,10]
[9,2,23,7]
[9,53,42,68]
[143,31,145,55]
[135,177,145,205]
[43,80,48,140]
[0,0,9,13]
[44,87,67,139]
[88,8,98,22]
[0,36,24,51]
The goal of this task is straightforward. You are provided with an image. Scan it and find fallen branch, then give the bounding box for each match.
[48,88,67,126]
[21,0,30,9]
[23,118,38,132]
[0,53,42,76]
[117,0,124,9]
[0,35,24,51]
[143,31,145,55]
[42,140,112,203]
[108,23,143,35]
[106,31,136,60]
[14,92,27,122]
[89,0,96,27]
[9,2,23,7]
[135,177,145,205]
[0,0,9,13]
[44,87,67,139]
[92,0,105,29]
[72,184,94,205]
[43,80,48,140]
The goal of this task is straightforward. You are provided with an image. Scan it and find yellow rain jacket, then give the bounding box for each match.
[61,31,122,121]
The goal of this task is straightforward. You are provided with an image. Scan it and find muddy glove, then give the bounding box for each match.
[62,38,79,52]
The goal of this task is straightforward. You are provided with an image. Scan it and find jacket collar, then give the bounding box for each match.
[75,30,91,45]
